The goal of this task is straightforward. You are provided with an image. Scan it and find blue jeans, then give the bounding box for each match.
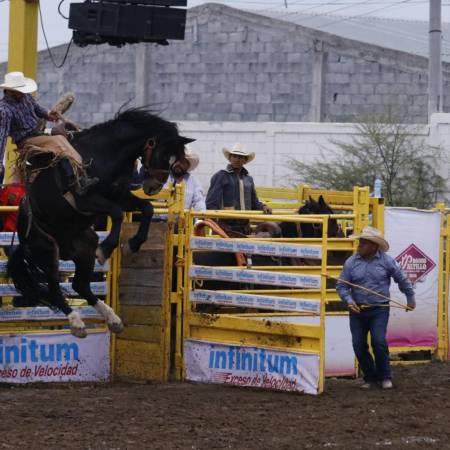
[349,307,390,382]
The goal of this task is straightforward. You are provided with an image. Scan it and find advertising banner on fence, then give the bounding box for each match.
[189,265,321,289]
[0,282,107,297]
[0,306,101,322]
[0,260,108,274]
[190,237,322,259]
[0,231,108,246]
[0,332,110,383]
[190,289,320,313]
[385,208,440,348]
[184,339,320,395]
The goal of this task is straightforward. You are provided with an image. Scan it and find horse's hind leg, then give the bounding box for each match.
[72,230,124,333]
[29,233,87,338]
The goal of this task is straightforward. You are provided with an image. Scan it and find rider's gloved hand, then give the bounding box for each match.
[48,110,59,122]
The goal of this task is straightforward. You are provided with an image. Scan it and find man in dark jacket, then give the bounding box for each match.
[206,143,271,235]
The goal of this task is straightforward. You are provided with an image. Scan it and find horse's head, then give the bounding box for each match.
[141,134,195,195]
[297,195,340,238]
[104,108,194,195]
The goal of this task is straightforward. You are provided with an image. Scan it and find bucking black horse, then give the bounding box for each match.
[7,108,192,338]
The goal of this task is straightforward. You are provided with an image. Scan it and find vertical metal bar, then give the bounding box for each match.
[5,0,39,183]
[436,204,445,360]
[319,216,328,394]
[181,209,193,381]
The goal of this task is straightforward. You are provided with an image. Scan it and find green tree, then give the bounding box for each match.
[287,113,447,208]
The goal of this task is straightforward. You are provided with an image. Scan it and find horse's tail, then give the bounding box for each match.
[7,244,50,307]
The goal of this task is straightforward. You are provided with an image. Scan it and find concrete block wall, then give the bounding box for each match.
[2,4,449,126]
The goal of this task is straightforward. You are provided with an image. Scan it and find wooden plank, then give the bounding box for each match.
[118,324,163,343]
[121,248,165,268]
[115,339,164,381]
[120,222,167,251]
[119,305,163,326]
[119,286,164,305]
[119,268,163,288]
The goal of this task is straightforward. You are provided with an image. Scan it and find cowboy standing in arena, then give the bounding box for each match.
[336,226,416,389]
[0,72,98,195]
[205,143,271,235]
[164,146,206,211]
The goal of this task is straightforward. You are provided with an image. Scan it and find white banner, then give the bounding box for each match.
[385,208,440,348]
[190,237,322,259]
[0,332,110,383]
[0,260,108,274]
[190,289,320,313]
[0,281,107,297]
[0,306,101,322]
[189,265,321,289]
[184,339,320,395]
[0,231,108,246]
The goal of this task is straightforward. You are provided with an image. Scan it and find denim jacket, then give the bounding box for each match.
[205,165,264,211]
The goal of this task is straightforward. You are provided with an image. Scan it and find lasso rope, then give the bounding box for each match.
[322,273,412,311]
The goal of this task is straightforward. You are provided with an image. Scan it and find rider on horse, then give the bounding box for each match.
[0,72,98,195]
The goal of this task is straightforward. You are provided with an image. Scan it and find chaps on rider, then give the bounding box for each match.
[0,71,98,195]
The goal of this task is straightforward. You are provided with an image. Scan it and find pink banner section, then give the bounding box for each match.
[385,208,441,349]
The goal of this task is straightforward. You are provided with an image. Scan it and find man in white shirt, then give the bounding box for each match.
[164,148,206,211]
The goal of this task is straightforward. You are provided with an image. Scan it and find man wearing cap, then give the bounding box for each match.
[0,72,97,195]
[164,147,206,211]
[336,226,416,389]
[205,143,271,235]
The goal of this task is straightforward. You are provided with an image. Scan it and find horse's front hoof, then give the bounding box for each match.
[108,320,124,334]
[95,247,107,265]
[71,327,87,339]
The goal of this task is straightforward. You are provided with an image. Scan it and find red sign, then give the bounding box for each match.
[395,244,435,284]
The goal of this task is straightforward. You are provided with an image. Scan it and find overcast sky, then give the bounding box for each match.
[1,0,450,63]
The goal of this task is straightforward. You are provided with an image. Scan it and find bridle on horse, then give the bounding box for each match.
[142,137,176,182]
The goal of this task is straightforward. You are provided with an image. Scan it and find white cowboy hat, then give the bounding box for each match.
[184,145,199,172]
[222,143,255,163]
[0,72,37,94]
[350,226,389,252]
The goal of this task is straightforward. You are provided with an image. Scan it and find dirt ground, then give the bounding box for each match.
[1,362,449,450]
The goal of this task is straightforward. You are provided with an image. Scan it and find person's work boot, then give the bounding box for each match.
[381,379,393,389]
[75,174,99,196]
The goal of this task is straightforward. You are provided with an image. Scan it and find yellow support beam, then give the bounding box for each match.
[5,0,39,183]
[8,0,39,77]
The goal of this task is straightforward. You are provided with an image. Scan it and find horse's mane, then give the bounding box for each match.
[78,108,179,138]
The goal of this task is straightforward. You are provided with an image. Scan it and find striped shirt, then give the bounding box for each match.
[0,93,49,160]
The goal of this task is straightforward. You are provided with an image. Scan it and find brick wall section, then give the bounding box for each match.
[1,3,450,125]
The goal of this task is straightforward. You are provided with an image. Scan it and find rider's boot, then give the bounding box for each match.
[60,158,99,196]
